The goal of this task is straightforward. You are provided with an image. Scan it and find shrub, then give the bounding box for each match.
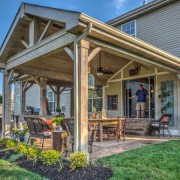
[40,150,63,169]
[69,152,88,170]
[8,154,22,162]
[6,139,17,149]
[26,146,40,163]
[0,138,9,147]
[16,143,28,155]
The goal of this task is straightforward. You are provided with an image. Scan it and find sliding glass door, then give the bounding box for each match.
[123,76,155,119]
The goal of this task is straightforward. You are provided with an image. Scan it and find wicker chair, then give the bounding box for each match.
[24,117,53,149]
[151,114,172,138]
[62,119,95,156]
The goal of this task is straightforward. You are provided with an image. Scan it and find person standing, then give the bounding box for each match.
[129,84,148,118]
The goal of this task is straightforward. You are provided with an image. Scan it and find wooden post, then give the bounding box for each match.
[2,71,11,137]
[20,82,26,115]
[40,78,47,116]
[75,40,89,152]
[56,85,60,108]
[70,88,74,117]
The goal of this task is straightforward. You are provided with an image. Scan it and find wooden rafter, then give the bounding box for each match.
[88,46,102,63]
[60,87,66,94]
[21,40,29,49]
[64,47,74,61]
[30,75,41,87]
[49,85,57,95]
[23,81,29,92]
[11,73,23,83]
[24,83,33,92]
[38,20,53,43]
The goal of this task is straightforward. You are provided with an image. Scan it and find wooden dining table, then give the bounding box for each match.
[88,118,126,142]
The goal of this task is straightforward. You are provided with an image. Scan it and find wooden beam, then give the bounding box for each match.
[38,20,53,43]
[30,75,41,87]
[24,83,33,92]
[88,46,101,63]
[11,73,23,83]
[29,18,41,47]
[64,47,74,61]
[8,69,14,85]
[6,31,77,70]
[23,81,29,92]
[21,40,29,49]
[0,63,5,69]
[49,85,57,95]
[16,66,73,82]
[60,87,66,94]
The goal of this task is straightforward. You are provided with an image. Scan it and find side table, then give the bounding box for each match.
[52,131,68,152]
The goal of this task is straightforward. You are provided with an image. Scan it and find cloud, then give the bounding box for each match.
[113,0,126,9]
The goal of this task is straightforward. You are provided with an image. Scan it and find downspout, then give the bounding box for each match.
[73,22,93,152]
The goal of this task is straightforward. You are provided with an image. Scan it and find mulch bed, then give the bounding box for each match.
[0,149,112,180]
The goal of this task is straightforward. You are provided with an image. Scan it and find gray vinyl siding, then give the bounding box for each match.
[25,85,40,109]
[116,1,180,57]
[60,90,71,117]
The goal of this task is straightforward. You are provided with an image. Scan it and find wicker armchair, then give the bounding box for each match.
[151,114,172,138]
[24,117,53,149]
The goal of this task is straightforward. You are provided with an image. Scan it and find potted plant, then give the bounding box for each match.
[56,106,61,116]
[12,125,28,142]
[91,107,97,119]
[52,117,63,131]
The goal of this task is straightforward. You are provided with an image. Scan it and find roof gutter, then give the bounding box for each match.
[73,22,92,153]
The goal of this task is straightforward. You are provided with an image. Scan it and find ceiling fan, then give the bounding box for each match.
[97,52,113,76]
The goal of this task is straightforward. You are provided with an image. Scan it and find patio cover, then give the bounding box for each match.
[0,3,180,152]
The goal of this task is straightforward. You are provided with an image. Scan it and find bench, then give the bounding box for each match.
[125,119,151,136]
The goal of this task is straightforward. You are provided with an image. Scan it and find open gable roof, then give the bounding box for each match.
[0,3,81,62]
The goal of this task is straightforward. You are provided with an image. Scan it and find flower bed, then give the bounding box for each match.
[0,138,112,180]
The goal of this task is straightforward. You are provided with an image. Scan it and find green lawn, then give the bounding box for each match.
[98,139,180,180]
[0,160,46,180]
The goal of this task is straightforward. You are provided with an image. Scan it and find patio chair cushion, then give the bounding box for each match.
[43,131,52,136]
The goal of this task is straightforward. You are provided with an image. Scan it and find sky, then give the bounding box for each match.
[0,0,154,93]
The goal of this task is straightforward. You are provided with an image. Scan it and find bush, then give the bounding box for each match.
[26,146,40,163]
[69,152,88,170]
[40,150,63,169]
[6,139,18,149]
[0,138,9,147]
[16,143,28,155]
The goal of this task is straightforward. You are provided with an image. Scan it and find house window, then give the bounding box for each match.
[47,91,55,113]
[121,20,136,37]
[107,95,118,110]
[88,86,103,112]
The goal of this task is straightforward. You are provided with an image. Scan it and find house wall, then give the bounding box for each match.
[104,63,180,135]
[105,81,121,118]
[116,1,180,58]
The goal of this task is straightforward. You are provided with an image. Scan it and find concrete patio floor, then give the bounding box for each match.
[90,136,171,160]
